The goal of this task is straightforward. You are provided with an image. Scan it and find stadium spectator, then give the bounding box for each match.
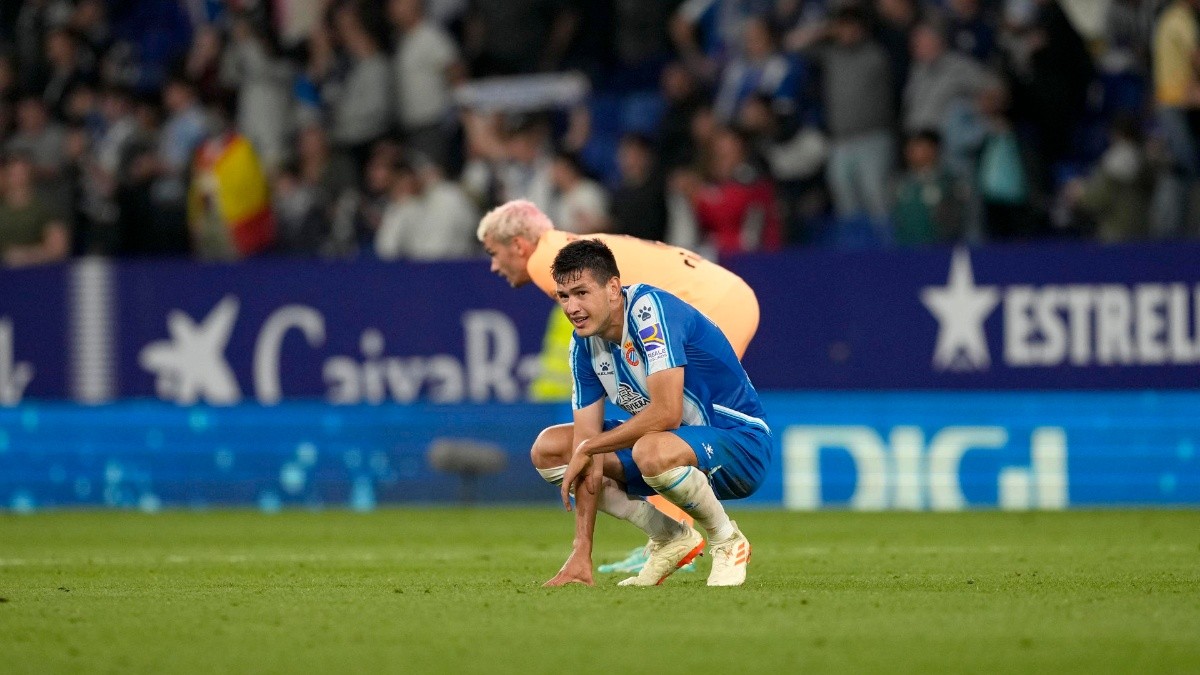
[681,126,783,254]
[295,124,358,234]
[61,121,96,253]
[73,86,136,253]
[713,16,800,123]
[737,93,828,244]
[670,0,776,80]
[151,74,207,252]
[13,0,73,93]
[272,159,330,256]
[1101,0,1149,77]
[353,140,403,247]
[104,0,194,92]
[497,115,555,211]
[549,150,609,234]
[1064,114,1152,243]
[113,98,182,255]
[274,0,327,53]
[67,0,111,67]
[610,133,669,242]
[62,80,103,133]
[374,158,423,260]
[904,20,990,134]
[974,81,1033,240]
[1005,0,1094,198]
[804,6,896,231]
[387,0,465,169]
[183,25,229,106]
[0,152,70,267]
[41,27,94,121]
[774,0,828,45]
[95,88,137,176]
[220,13,293,173]
[413,159,480,259]
[328,2,392,168]
[377,156,481,261]
[656,62,709,172]
[1151,0,1200,238]
[6,96,67,190]
[892,129,965,246]
[459,110,504,209]
[872,0,918,113]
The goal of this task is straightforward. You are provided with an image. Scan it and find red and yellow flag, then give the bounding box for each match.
[189,132,276,256]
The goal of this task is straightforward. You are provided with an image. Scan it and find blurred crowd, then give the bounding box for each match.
[0,0,1194,267]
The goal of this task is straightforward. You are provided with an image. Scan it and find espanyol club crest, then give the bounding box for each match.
[623,340,640,367]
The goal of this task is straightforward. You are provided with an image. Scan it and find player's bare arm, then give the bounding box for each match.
[542,399,605,587]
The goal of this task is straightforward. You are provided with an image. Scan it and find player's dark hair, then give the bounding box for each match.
[551,239,621,286]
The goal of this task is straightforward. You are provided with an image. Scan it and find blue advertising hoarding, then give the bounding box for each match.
[725,242,1200,390]
[3,242,1200,403]
[0,263,69,401]
[114,257,554,404]
[2,392,1197,511]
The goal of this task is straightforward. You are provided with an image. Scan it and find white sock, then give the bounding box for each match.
[537,466,682,541]
[597,478,684,542]
[644,466,735,543]
[536,465,568,489]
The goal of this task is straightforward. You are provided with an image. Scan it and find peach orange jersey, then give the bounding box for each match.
[526,230,759,357]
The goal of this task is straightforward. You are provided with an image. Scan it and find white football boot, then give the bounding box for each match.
[706,521,751,587]
[617,526,705,586]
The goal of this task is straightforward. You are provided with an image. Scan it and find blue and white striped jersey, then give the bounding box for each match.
[569,284,769,434]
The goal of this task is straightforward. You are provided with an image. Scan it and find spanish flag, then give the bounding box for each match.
[188,132,276,257]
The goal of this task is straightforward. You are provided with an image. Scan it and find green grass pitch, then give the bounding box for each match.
[1,508,1198,674]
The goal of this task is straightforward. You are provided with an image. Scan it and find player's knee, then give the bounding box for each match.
[530,426,571,469]
[631,432,687,476]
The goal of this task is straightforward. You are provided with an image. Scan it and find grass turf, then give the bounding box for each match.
[1,508,1197,674]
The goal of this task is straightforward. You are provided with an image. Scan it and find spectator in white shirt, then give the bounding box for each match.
[329,3,392,166]
[375,158,423,260]
[375,155,480,260]
[388,0,466,168]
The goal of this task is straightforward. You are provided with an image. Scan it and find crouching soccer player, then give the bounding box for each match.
[478,199,762,574]
[533,239,772,587]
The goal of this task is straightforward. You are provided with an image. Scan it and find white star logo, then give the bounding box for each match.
[139,296,243,404]
[920,249,1000,371]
